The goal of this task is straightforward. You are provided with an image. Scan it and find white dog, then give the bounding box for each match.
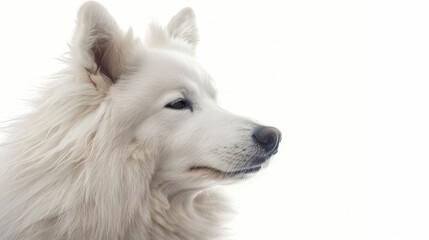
[0,2,281,239]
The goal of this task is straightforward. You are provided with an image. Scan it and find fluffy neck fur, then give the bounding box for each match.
[0,70,230,240]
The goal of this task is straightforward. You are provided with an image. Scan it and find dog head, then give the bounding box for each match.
[72,2,281,190]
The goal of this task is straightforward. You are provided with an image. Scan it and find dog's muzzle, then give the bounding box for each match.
[189,125,282,178]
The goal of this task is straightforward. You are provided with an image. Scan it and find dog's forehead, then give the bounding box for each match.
[143,49,217,98]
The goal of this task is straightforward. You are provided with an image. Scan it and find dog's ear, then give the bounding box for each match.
[71,2,133,85]
[167,7,199,50]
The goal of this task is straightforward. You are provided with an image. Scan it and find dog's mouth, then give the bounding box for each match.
[189,165,262,177]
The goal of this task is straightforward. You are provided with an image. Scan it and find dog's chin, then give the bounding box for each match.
[189,165,262,180]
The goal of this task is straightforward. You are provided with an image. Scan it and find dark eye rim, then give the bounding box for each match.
[165,98,193,111]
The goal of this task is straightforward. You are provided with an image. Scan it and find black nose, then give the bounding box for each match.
[252,126,281,154]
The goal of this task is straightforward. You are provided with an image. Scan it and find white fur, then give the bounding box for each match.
[0,2,275,239]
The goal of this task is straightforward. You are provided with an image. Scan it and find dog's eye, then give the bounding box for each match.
[165,99,193,111]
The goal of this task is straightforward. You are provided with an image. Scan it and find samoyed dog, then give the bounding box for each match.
[0,2,281,239]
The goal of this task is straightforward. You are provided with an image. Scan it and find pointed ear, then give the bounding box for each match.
[71,2,132,84]
[167,7,199,49]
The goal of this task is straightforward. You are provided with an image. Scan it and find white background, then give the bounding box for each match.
[0,0,426,239]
